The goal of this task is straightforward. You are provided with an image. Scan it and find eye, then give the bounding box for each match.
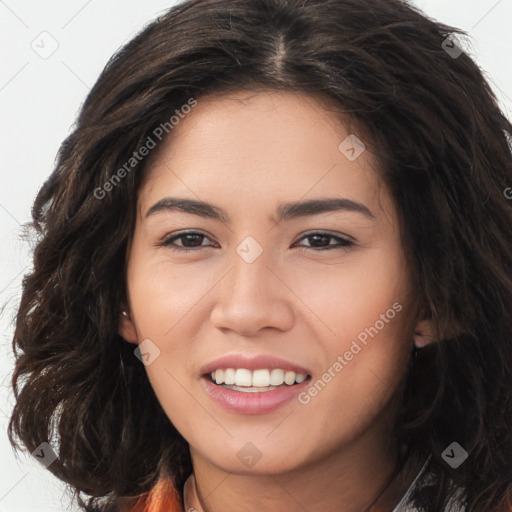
[159,231,217,252]
[158,230,354,253]
[293,231,354,251]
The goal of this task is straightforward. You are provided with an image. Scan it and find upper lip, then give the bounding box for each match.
[200,354,311,376]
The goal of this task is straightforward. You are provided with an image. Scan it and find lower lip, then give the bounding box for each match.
[200,376,311,414]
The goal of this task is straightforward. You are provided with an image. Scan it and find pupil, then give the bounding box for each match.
[183,234,202,247]
[310,235,329,247]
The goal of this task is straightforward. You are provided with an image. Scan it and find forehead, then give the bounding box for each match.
[138,89,390,222]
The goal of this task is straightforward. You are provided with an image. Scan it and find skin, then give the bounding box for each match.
[120,89,433,512]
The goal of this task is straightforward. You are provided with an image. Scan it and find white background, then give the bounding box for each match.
[1,1,511,510]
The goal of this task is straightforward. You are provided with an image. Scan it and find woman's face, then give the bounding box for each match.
[121,89,417,475]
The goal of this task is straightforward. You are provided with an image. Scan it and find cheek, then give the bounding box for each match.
[299,311,411,447]
[126,251,214,428]
[127,252,214,340]
[292,245,409,344]
[144,362,205,442]
[296,246,412,407]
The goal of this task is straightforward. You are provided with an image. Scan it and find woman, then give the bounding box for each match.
[8,0,512,511]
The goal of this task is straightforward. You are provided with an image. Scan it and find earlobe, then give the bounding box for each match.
[413,319,435,348]
[119,310,138,344]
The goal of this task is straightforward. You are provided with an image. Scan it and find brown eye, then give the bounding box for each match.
[160,231,217,252]
[294,232,354,251]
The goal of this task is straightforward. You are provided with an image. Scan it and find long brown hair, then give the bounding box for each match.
[8,0,512,510]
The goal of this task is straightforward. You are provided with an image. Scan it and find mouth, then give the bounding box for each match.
[200,368,312,414]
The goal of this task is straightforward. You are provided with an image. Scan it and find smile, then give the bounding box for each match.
[201,370,312,414]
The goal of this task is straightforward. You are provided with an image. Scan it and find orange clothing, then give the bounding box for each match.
[129,478,184,512]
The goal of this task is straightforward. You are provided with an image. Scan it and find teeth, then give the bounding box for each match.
[234,369,252,387]
[224,368,236,385]
[252,369,270,387]
[270,369,284,386]
[295,373,306,383]
[284,371,296,385]
[209,368,309,387]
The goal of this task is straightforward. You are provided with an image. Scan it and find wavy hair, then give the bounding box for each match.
[8,0,512,510]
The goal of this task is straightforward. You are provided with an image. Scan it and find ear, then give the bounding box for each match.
[413,319,435,348]
[119,309,138,344]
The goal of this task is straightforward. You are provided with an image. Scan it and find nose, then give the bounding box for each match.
[209,243,294,337]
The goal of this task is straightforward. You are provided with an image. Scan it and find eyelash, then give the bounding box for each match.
[159,230,354,252]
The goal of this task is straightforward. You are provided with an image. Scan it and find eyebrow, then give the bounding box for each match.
[145,196,375,223]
